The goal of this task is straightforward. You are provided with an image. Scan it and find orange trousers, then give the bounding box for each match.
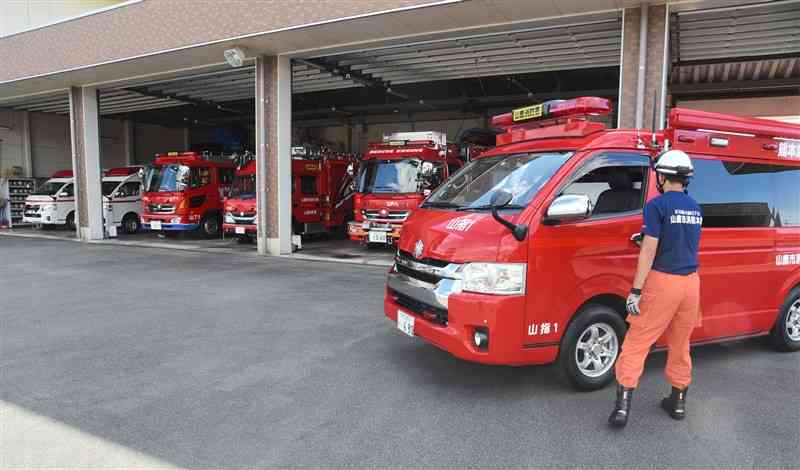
[615,270,700,389]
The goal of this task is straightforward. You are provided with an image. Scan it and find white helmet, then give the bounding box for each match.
[654,149,694,177]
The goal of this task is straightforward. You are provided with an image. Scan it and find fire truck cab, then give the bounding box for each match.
[223,158,257,239]
[291,146,356,237]
[141,152,236,238]
[384,97,800,390]
[222,147,357,242]
[22,169,76,229]
[348,131,463,247]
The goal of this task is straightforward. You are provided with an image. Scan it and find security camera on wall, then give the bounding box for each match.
[224,47,247,68]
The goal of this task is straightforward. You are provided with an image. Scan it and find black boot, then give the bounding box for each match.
[608,384,634,428]
[661,386,688,420]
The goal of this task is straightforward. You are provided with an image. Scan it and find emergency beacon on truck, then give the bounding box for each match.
[141,152,236,238]
[384,97,800,390]
[348,131,463,247]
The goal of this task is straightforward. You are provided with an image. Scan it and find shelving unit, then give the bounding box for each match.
[5,178,36,227]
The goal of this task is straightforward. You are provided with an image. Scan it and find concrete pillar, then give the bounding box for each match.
[183,126,190,151]
[254,55,292,255]
[68,86,104,240]
[618,4,669,130]
[122,119,134,166]
[19,110,32,177]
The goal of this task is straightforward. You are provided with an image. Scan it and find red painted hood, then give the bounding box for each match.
[361,193,424,212]
[397,208,527,264]
[142,192,182,206]
[225,197,256,213]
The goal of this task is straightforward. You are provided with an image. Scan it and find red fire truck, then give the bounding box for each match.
[384,97,800,389]
[141,151,236,238]
[348,131,463,247]
[222,147,357,241]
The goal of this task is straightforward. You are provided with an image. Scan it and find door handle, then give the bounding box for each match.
[630,232,643,247]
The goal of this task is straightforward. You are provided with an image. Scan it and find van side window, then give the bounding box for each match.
[60,183,74,197]
[117,182,140,198]
[562,154,648,216]
[690,159,796,228]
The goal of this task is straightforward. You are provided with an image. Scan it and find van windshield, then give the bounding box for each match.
[422,152,572,210]
[357,158,421,194]
[32,181,66,196]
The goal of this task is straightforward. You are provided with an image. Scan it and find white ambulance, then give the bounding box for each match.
[23,167,143,233]
[22,170,76,229]
[101,166,144,234]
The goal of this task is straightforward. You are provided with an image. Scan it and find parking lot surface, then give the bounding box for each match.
[1,236,798,469]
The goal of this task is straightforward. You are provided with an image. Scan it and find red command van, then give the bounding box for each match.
[384,97,800,389]
[141,152,236,238]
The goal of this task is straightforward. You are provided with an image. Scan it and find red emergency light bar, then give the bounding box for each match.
[105,166,141,177]
[491,97,612,128]
[52,170,73,178]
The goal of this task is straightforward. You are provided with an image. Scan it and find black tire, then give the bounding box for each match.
[769,287,800,352]
[121,213,141,234]
[558,303,627,390]
[65,211,76,231]
[199,213,221,238]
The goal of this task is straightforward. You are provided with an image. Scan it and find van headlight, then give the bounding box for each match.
[461,263,526,295]
[224,212,235,224]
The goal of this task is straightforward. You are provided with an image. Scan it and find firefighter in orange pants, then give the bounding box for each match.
[609,149,702,428]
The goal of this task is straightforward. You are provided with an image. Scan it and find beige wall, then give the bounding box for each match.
[1,0,124,38]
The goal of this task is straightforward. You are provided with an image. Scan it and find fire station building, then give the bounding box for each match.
[1,0,798,256]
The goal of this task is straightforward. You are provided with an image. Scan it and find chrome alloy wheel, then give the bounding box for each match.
[575,322,619,378]
[786,300,800,342]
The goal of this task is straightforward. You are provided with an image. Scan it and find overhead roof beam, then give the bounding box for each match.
[295,58,409,101]
[123,85,246,115]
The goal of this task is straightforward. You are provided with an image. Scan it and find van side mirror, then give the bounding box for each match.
[490,189,528,242]
[545,194,592,225]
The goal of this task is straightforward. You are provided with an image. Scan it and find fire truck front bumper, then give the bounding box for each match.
[223,223,257,235]
[383,270,559,367]
[142,215,199,231]
[348,221,402,243]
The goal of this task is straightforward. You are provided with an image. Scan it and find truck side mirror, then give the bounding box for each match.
[490,189,527,242]
[545,194,592,225]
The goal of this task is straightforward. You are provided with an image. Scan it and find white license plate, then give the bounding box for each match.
[150,220,162,230]
[397,310,414,337]
[368,231,387,243]
[235,226,246,234]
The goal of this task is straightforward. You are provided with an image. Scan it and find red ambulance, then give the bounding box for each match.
[141,152,236,238]
[384,97,800,389]
[348,132,463,247]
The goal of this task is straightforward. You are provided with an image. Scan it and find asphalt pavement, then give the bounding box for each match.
[1,236,798,469]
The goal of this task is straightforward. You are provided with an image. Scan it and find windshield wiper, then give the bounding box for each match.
[459,203,525,211]
[421,201,460,209]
